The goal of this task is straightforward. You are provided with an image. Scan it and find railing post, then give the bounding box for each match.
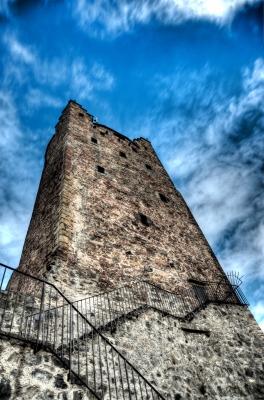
[35,282,45,353]
[107,293,114,333]
[68,303,73,382]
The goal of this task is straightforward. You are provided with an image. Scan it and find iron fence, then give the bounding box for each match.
[0,263,165,400]
[0,262,248,399]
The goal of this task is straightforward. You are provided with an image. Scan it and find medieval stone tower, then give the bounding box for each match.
[0,100,263,400]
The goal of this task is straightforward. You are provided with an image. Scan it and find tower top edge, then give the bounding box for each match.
[58,100,151,145]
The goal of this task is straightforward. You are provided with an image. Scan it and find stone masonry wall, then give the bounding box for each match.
[63,101,227,298]
[18,100,228,300]
[18,107,70,281]
[1,303,263,400]
[10,100,263,400]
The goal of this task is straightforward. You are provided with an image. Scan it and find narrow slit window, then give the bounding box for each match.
[78,112,84,117]
[97,166,105,173]
[159,193,169,203]
[139,213,149,226]
[145,164,152,170]
[120,151,126,158]
[91,138,97,144]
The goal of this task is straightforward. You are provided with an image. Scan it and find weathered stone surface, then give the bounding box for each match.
[0,100,262,399]
[36,390,54,400]
[17,100,228,298]
[25,354,42,366]
[32,368,53,381]
[73,392,83,400]
[54,375,68,389]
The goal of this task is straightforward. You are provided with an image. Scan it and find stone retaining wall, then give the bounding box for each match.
[1,303,263,400]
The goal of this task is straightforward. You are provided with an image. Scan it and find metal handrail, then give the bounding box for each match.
[0,262,249,399]
[72,278,248,333]
[0,263,165,400]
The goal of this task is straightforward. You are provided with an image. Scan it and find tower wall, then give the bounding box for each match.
[19,101,225,298]
[1,100,263,400]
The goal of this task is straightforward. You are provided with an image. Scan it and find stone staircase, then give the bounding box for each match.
[0,263,250,399]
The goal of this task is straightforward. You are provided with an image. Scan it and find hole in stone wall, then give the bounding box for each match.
[159,193,169,203]
[139,213,149,226]
[97,166,105,173]
[78,113,84,117]
[145,164,152,170]
[199,383,206,395]
[132,148,138,153]
[91,137,97,144]
[120,151,126,158]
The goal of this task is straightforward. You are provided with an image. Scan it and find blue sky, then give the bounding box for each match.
[0,0,263,329]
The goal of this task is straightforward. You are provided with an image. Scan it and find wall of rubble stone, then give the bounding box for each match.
[19,100,228,299]
[0,303,263,400]
[18,107,69,282]
[10,100,263,400]
[0,337,94,400]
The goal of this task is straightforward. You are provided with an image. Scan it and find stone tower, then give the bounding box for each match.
[0,100,263,400]
[18,100,226,298]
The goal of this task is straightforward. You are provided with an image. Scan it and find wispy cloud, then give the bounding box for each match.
[4,35,35,63]
[1,34,115,109]
[73,0,258,36]
[0,92,38,267]
[126,58,264,326]
[71,61,114,99]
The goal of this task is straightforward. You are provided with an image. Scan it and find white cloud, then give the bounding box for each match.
[1,34,115,109]
[74,0,258,36]
[3,35,35,64]
[0,92,36,267]
[122,59,264,326]
[25,88,64,108]
[71,60,114,100]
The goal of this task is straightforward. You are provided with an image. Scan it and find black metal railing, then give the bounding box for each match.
[0,263,165,400]
[0,262,248,399]
[72,278,248,332]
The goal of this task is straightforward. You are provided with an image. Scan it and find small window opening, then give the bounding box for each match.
[139,213,149,226]
[93,125,97,129]
[91,137,97,144]
[78,113,84,117]
[145,164,152,170]
[100,131,105,136]
[132,148,138,153]
[120,151,126,158]
[192,286,208,305]
[159,193,169,203]
[97,166,105,173]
